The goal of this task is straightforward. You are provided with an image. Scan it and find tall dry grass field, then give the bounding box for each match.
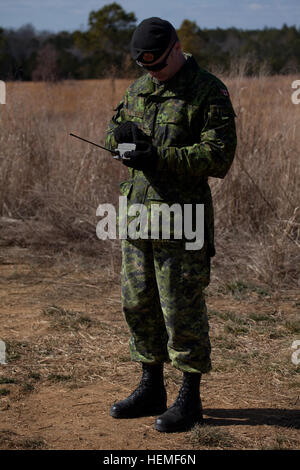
[0,74,299,287]
[0,74,299,450]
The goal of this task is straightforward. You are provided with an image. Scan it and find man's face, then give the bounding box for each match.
[138,41,181,82]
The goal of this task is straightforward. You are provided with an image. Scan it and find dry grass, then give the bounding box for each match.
[0,430,46,449]
[212,73,300,288]
[0,245,299,449]
[188,424,242,448]
[0,74,300,286]
[0,74,299,289]
[0,72,299,449]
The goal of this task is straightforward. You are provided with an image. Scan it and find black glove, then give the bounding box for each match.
[122,140,158,172]
[114,121,146,143]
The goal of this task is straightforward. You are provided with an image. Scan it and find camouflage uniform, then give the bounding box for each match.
[105,54,236,374]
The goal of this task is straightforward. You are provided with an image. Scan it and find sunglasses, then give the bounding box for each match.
[136,40,177,72]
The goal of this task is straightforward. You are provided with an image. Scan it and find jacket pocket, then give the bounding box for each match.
[126,97,145,119]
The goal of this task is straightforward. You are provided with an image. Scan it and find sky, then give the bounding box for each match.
[0,0,300,32]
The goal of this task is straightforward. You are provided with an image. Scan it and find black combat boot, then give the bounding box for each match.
[154,372,203,432]
[110,363,167,419]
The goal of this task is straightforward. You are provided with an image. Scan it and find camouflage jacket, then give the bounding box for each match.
[105,54,237,256]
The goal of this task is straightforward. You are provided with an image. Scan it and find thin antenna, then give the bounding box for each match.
[70,133,118,155]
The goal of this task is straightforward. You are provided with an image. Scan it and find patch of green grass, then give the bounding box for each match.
[230,351,251,364]
[221,280,269,299]
[289,365,300,376]
[248,313,276,323]
[5,340,30,362]
[260,433,299,450]
[0,377,16,385]
[250,285,269,297]
[21,382,35,393]
[7,268,25,281]
[214,335,237,350]
[188,424,239,448]
[224,281,250,299]
[284,318,300,334]
[18,438,46,450]
[0,430,46,449]
[218,311,249,325]
[211,308,276,334]
[269,330,286,339]
[42,305,93,330]
[264,363,300,378]
[224,323,249,335]
[0,388,10,396]
[212,310,253,335]
[210,361,233,373]
[249,350,261,359]
[0,430,18,446]
[208,309,222,317]
[28,372,41,381]
[47,373,72,382]
[17,438,46,450]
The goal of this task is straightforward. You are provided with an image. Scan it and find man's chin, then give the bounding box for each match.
[149,71,168,81]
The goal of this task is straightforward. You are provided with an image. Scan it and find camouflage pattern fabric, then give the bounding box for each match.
[105,53,237,373]
[105,53,237,255]
[121,238,212,373]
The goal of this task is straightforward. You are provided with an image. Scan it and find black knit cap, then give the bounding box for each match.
[130,17,178,63]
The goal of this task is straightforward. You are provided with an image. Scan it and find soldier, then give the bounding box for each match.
[105,17,237,433]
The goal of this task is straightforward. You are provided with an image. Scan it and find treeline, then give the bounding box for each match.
[0,2,299,81]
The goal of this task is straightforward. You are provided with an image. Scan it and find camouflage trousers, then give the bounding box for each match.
[121,239,212,374]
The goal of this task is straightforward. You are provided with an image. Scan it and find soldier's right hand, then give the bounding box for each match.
[114,121,147,143]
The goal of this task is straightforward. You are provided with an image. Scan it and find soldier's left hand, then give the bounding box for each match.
[114,121,147,143]
[122,140,158,171]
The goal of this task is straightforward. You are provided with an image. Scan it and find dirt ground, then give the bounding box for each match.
[0,244,299,450]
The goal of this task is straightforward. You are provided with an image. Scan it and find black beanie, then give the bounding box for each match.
[130,17,178,63]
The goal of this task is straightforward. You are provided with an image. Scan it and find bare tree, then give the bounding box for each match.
[32,43,59,81]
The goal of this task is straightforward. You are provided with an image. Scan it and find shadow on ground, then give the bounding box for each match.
[204,408,300,429]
